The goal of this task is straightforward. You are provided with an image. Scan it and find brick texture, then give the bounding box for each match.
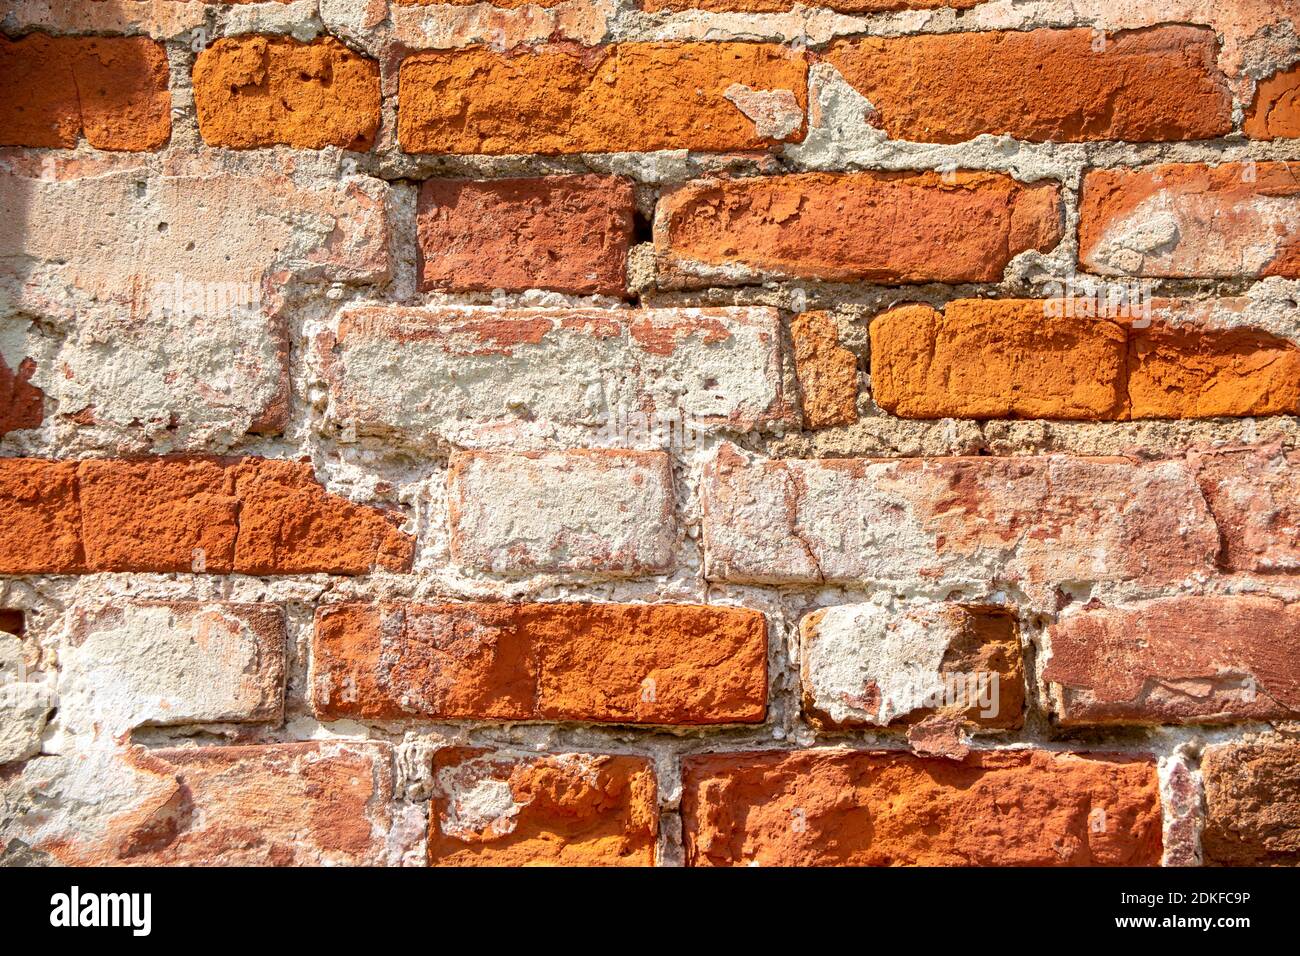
[417,176,635,296]
[825,27,1233,144]
[1079,162,1300,278]
[790,312,858,429]
[655,171,1062,287]
[429,749,657,866]
[193,36,381,150]
[0,33,170,150]
[311,602,767,724]
[681,749,1163,866]
[1202,741,1300,865]
[1245,65,1300,140]
[398,43,807,154]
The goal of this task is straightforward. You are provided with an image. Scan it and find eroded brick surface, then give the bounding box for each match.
[1245,65,1300,140]
[1202,741,1300,866]
[681,749,1163,866]
[790,312,858,429]
[1193,446,1300,574]
[312,602,767,724]
[429,749,657,866]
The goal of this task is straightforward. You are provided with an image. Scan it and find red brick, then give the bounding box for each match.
[0,460,84,574]
[311,602,767,725]
[0,352,44,436]
[870,298,1300,420]
[1044,595,1300,725]
[0,33,170,150]
[681,749,1163,866]
[447,449,678,575]
[429,749,657,866]
[193,36,380,150]
[418,176,634,296]
[1202,740,1300,865]
[790,312,858,429]
[655,171,1062,287]
[1194,446,1300,574]
[825,27,1233,144]
[0,457,413,575]
[5,742,394,865]
[398,43,807,154]
[1245,64,1300,140]
[1079,162,1300,278]
[641,0,978,9]
[701,443,1220,590]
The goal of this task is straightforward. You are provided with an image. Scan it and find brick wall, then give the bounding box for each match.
[0,0,1298,867]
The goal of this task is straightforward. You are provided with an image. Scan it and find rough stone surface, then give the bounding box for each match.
[320,306,791,449]
[800,603,1024,730]
[398,43,808,154]
[311,602,767,724]
[418,176,635,296]
[701,443,1220,591]
[61,601,286,736]
[0,628,50,764]
[1202,740,1300,866]
[194,35,381,150]
[0,742,396,865]
[447,449,678,575]
[790,312,858,429]
[1079,163,1300,278]
[0,33,170,150]
[655,171,1062,287]
[824,26,1233,144]
[1045,596,1300,725]
[429,749,657,866]
[681,749,1164,866]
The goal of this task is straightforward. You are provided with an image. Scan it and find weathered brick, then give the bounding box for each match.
[790,312,858,429]
[0,457,413,575]
[1044,596,1300,725]
[681,749,1163,866]
[0,460,84,574]
[801,603,1024,730]
[193,35,381,150]
[655,171,1062,288]
[1079,162,1300,278]
[397,43,807,154]
[1245,64,1300,140]
[0,33,170,150]
[701,443,1219,589]
[870,298,1300,420]
[0,335,44,436]
[429,749,657,866]
[870,300,1127,420]
[0,152,391,300]
[447,450,678,575]
[320,306,790,447]
[418,176,634,296]
[62,601,286,734]
[1202,740,1300,865]
[1193,446,1300,574]
[3,742,395,865]
[312,602,767,725]
[641,0,978,9]
[825,27,1233,144]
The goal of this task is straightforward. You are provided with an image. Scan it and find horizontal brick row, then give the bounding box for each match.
[701,443,1294,588]
[7,738,1297,864]
[7,30,1285,154]
[870,298,1300,420]
[0,458,413,575]
[311,601,767,725]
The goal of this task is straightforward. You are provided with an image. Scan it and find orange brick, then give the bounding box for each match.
[0,460,84,574]
[870,300,1128,420]
[0,353,43,436]
[825,27,1232,144]
[193,36,380,150]
[429,749,657,866]
[398,43,807,154]
[312,602,767,724]
[641,0,978,9]
[790,312,858,429]
[0,33,170,150]
[656,171,1062,287]
[418,176,635,296]
[1245,64,1300,140]
[1080,162,1300,278]
[681,749,1163,866]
